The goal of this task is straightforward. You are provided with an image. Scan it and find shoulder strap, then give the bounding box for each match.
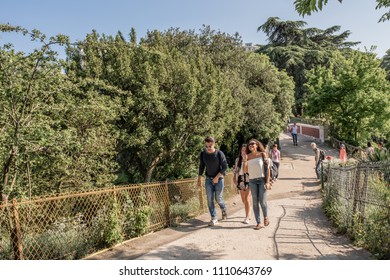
[202,150,222,164]
[217,150,222,164]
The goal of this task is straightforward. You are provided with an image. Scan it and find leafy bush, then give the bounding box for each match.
[353,179,390,259]
[90,201,123,248]
[122,191,153,238]
[323,192,348,234]
[324,173,390,259]
[23,214,92,259]
[170,197,200,227]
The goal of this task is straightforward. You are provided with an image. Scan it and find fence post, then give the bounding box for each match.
[112,186,120,222]
[360,165,369,221]
[11,199,24,260]
[351,166,361,228]
[164,180,170,226]
[321,162,324,191]
[198,177,205,212]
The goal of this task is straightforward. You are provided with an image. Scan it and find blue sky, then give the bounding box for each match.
[1,0,389,58]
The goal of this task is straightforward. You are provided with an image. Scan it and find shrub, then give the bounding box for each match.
[170,197,200,227]
[23,214,92,259]
[122,190,153,238]
[90,201,123,248]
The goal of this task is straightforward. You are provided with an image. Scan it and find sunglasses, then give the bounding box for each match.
[248,142,257,146]
[205,145,213,149]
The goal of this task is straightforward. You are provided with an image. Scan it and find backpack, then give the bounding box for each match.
[319,149,326,160]
[270,161,278,180]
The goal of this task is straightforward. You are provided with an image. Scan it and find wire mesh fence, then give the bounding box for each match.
[0,173,236,260]
[323,160,390,258]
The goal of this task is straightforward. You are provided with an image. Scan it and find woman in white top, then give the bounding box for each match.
[233,144,251,224]
[243,139,271,230]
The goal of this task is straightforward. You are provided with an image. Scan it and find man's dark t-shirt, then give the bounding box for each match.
[198,150,227,178]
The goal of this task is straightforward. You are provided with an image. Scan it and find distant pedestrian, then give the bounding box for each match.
[233,144,251,224]
[270,143,281,181]
[197,136,228,226]
[242,139,271,230]
[289,123,298,146]
[365,141,375,158]
[310,142,324,179]
[378,141,388,154]
[339,144,347,163]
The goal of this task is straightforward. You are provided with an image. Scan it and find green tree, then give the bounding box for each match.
[257,17,359,116]
[198,25,294,151]
[67,28,241,182]
[305,50,390,144]
[239,53,295,142]
[0,24,119,199]
[380,49,390,80]
[0,24,69,199]
[294,0,390,22]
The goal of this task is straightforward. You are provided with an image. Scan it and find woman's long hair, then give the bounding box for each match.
[237,144,247,169]
[245,138,266,154]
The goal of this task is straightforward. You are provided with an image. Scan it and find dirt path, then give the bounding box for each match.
[86,133,373,260]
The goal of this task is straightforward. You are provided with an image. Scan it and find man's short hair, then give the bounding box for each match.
[204,136,215,143]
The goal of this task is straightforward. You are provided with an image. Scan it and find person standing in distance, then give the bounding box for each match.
[197,136,228,226]
[290,123,298,146]
[339,144,347,164]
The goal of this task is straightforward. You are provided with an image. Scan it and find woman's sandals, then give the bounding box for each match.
[254,224,265,230]
[254,218,269,230]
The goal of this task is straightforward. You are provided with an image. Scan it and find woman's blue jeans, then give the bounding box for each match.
[205,177,226,219]
[249,177,268,224]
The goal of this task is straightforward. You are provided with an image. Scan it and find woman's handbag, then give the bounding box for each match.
[261,153,272,190]
[237,172,249,190]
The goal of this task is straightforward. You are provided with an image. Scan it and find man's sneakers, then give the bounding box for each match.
[208,210,227,226]
[208,218,218,226]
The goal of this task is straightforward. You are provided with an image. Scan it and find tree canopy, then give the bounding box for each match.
[294,0,390,22]
[257,17,359,116]
[0,24,119,200]
[1,24,294,198]
[305,50,390,145]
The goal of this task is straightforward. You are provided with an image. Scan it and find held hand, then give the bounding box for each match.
[212,177,219,185]
[197,178,202,188]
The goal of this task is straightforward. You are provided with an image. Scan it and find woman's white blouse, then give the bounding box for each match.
[247,157,265,179]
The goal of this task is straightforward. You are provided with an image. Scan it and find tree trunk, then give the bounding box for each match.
[1,148,16,196]
[144,152,164,183]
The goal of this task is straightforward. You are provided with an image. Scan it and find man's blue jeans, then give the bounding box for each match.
[292,133,298,145]
[315,160,322,179]
[205,177,226,219]
[249,177,268,224]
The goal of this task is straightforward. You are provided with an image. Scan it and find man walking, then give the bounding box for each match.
[197,136,228,226]
[290,123,298,146]
[310,142,324,179]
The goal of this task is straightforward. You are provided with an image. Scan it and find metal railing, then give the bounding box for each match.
[0,173,236,260]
